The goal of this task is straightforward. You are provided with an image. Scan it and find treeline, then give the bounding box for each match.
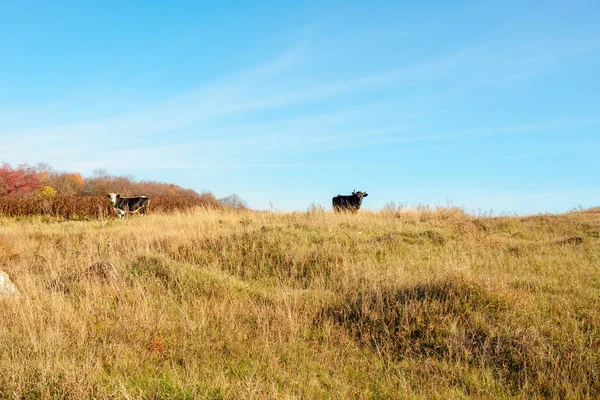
[0,163,202,198]
[0,162,234,218]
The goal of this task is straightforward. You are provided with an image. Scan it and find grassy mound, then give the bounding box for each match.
[325,276,598,397]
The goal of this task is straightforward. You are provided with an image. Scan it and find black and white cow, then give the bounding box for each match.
[332,190,368,213]
[106,193,150,219]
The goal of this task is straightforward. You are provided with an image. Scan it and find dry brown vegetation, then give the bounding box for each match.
[0,207,599,398]
[0,195,220,219]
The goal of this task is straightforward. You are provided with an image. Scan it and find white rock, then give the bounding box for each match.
[0,270,20,298]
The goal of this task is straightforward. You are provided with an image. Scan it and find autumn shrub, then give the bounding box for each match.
[0,163,39,196]
[39,186,57,198]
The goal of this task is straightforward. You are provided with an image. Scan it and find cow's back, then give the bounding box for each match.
[333,195,351,212]
[129,196,149,210]
[116,196,150,212]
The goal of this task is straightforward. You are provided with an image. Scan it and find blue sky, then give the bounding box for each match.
[1,1,599,214]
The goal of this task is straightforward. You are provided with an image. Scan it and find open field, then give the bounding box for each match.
[0,207,599,399]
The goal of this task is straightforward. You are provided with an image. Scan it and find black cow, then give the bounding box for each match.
[332,190,368,213]
[107,193,150,219]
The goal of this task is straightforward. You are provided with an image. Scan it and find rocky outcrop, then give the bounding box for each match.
[0,270,20,298]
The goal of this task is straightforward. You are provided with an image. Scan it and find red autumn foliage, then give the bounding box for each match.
[0,163,39,197]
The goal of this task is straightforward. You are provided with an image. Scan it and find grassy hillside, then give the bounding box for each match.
[0,208,598,399]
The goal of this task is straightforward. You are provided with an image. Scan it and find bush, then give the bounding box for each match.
[0,163,39,196]
[218,194,248,210]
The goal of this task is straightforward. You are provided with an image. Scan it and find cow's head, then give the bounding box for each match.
[352,190,368,199]
[106,193,120,205]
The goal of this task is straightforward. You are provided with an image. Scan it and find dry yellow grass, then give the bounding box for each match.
[0,207,599,399]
